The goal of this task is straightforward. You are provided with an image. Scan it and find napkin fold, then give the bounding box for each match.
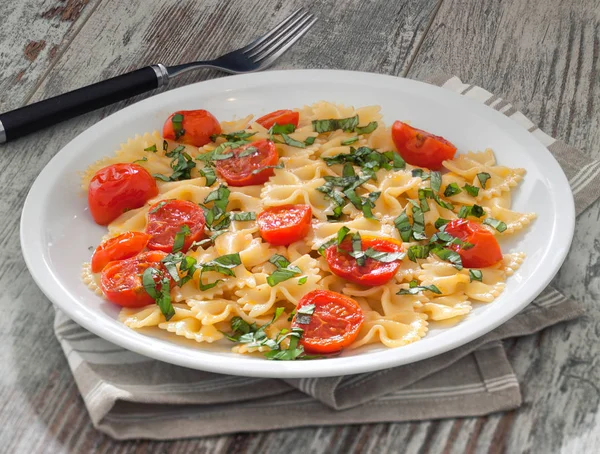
[53,73,600,440]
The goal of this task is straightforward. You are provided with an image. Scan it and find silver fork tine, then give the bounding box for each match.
[241,8,306,54]
[253,15,317,66]
[247,10,312,59]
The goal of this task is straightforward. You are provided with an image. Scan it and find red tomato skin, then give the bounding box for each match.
[215,139,279,187]
[145,200,206,253]
[100,251,169,307]
[256,110,300,129]
[88,163,158,225]
[163,110,221,147]
[291,290,364,354]
[257,204,312,246]
[444,219,503,268]
[391,121,457,170]
[325,236,403,286]
[91,231,151,273]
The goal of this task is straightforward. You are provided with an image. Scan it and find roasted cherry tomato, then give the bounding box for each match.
[91,231,151,273]
[146,200,206,253]
[291,290,364,354]
[215,139,278,186]
[88,163,158,225]
[325,236,403,286]
[255,109,300,129]
[391,121,457,170]
[163,109,221,147]
[444,219,503,268]
[257,204,312,246]
[100,251,170,307]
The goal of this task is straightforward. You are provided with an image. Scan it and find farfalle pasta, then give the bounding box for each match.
[82,102,535,359]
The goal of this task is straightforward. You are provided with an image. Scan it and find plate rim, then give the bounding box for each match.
[20,69,575,378]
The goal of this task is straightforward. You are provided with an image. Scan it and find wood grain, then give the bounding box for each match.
[1,0,599,452]
[0,0,100,111]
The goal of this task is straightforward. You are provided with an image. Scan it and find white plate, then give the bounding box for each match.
[20,70,574,378]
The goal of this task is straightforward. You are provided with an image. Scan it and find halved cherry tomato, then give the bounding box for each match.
[91,231,151,273]
[257,204,312,246]
[100,251,170,307]
[291,290,364,354]
[215,139,278,186]
[163,109,221,147]
[88,163,158,225]
[391,121,457,170]
[146,200,206,253]
[256,109,299,129]
[325,236,403,286]
[444,219,503,268]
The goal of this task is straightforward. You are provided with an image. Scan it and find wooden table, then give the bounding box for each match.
[1,0,598,452]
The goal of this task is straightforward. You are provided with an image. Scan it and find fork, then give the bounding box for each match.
[0,8,316,144]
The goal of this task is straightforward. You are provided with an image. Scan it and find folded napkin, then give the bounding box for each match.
[53,74,600,440]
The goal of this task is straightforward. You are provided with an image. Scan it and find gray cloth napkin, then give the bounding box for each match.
[53,74,600,440]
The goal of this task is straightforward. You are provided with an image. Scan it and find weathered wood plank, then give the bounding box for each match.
[0,0,100,111]
[404,0,600,453]
[0,0,441,453]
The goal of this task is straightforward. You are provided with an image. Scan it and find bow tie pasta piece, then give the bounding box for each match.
[350,311,428,349]
[119,303,194,329]
[281,155,338,180]
[308,215,399,250]
[420,294,472,320]
[158,317,224,343]
[443,149,525,200]
[342,283,427,317]
[219,114,254,133]
[261,174,331,221]
[499,252,526,276]
[480,195,537,236]
[236,255,323,318]
[81,262,103,296]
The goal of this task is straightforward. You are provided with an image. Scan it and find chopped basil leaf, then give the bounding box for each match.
[197,253,241,290]
[427,171,454,210]
[354,121,378,135]
[341,137,359,145]
[267,254,302,286]
[434,217,450,229]
[238,146,258,158]
[418,188,431,212]
[298,304,315,316]
[172,113,185,140]
[312,115,359,133]
[199,165,216,186]
[337,226,351,245]
[251,161,284,175]
[264,327,307,360]
[172,224,191,253]
[149,200,168,214]
[144,144,157,152]
[211,130,257,142]
[407,244,430,262]
[161,252,198,286]
[463,184,480,197]
[458,204,485,219]
[351,232,365,266]
[298,276,308,285]
[281,133,306,148]
[394,211,413,242]
[408,200,427,241]
[323,147,405,173]
[483,217,508,232]
[231,211,256,222]
[412,169,430,180]
[444,183,462,197]
[269,123,296,135]
[142,267,175,320]
[397,280,441,295]
[431,246,463,270]
[196,141,249,163]
[132,156,148,164]
[469,269,483,282]
[304,136,316,146]
[477,172,491,189]
[153,144,196,181]
[364,248,405,262]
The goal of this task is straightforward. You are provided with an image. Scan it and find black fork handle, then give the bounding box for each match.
[0,65,169,144]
